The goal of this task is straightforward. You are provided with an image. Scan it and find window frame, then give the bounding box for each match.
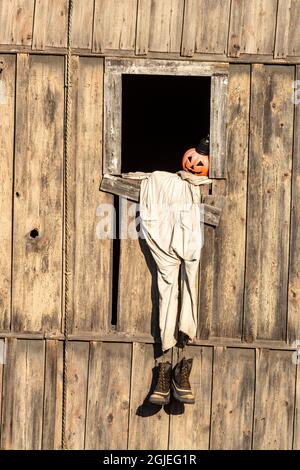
[103,57,229,179]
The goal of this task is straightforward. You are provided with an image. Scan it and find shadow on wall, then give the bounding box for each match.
[138,237,160,344]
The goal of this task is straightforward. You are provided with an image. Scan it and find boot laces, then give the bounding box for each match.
[158,363,166,389]
[181,361,190,388]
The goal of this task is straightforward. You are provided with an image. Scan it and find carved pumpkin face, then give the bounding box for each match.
[182,147,209,176]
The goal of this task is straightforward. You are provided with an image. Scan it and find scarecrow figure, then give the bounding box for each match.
[139,136,211,405]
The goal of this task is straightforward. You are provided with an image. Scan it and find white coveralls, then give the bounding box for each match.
[140,171,206,351]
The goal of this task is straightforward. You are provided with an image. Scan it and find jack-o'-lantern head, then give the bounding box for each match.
[182,135,210,176]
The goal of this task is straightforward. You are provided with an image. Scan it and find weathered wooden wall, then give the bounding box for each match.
[0,0,300,451]
[1,0,300,62]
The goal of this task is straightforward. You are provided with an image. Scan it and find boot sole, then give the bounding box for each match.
[172,386,195,404]
[149,395,170,405]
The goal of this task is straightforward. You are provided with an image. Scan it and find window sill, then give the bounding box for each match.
[100,174,223,227]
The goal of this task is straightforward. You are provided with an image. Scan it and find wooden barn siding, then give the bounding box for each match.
[0,54,15,331]
[244,64,294,342]
[0,0,300,62]
[197,64,250,339]
[12,54,64,333]
[0,339,298,450]
[69,56,113,334]
[288,64,300,343]
[0,5,299,446]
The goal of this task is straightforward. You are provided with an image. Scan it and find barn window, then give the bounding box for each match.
[101,58,228,200]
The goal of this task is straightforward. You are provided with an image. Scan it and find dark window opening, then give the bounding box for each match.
[121,74,211,174]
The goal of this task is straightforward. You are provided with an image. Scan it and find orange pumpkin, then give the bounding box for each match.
[182,147,209,176]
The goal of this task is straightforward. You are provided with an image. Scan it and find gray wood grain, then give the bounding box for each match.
[0,55,15,331]
[244,64,294,342]
[85,342,132,449]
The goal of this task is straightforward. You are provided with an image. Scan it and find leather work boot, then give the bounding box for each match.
[172,357,195,404]
[149,361,172,405]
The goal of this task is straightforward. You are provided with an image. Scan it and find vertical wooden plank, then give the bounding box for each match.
[93,0,138,53]
[1,339,45,449]
[181,0,231,57]
[285,0,300,57]
[71,0,94,50]
[85,342,132,449]
[0,339,5,445]
[43,340,63,450]
[128,342,170,450]
[228,0,278,57]
[253,349,296,449]
[197,224,214,339]
[209,65,250,338]
[227,0,244,57]
[0,55,15,331]
[1,338,17,449]
[244,65,294,343]
[288,65,300,343]
[180,0,198,57]
[70,56,112,334]
[294,363,300,449]
[32,0,68,50]
[209,73,228,179]
[274,0,292,59]
[197,185,214,339]
[135,0,152,55]
[181,0,201,57]
[118,199,159,337]
[12,54,64,333]
[148,0,184,53]
[65,341,90,450]
[0,0,35,46]
[195,0,231,55]
[169,346,213,449]
[210,347,255,449]
[103,71,122,175]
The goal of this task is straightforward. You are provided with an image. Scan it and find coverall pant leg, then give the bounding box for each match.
[140,171,202,352]
[178,259,200,341]
[141,229,200,352]
[140,232,181,351]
